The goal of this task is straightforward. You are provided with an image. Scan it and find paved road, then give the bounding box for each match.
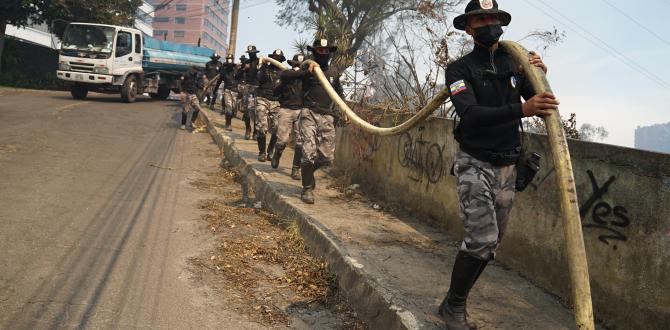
[0,90,259,329]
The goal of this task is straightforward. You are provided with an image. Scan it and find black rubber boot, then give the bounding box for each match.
[257,134,267,162]
[292,145,302,169]
[271,145,284,169]
[225,115,232,131]
[244,116,252,140]
[267,134,278,161]
[439,251,486,330]
[290,166,301,180]
[301,163,315,204]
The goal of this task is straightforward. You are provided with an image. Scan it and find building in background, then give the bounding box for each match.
[150,0,230,55]
[635,122,670,154]
[135,1,156,36]
[5,22,59,49]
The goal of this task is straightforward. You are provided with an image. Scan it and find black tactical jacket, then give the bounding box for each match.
[276,68,305,110]
[445,43,535,162]
[300,65,344,115]
[219,63,237,90]
[205,60,221,80]
[256,64,281,100]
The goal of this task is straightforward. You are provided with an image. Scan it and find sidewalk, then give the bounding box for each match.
[199,107,578,330]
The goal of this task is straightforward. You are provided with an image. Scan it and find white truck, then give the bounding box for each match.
[56,22,214,102]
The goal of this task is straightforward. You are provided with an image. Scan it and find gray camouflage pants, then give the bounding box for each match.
[454,149,517,260]
[223,89,237,117]
[255,97,280,135]
[276,108,301,150]
[299,108,335,166]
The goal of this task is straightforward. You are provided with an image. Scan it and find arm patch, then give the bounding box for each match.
[449,80,467,96]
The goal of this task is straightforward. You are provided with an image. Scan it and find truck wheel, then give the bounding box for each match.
[149,85,170,100]
[70,85,88,100]
[121,75,138,103]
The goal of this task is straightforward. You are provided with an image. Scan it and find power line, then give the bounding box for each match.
[600,0,670,47]
[523,0,670,90]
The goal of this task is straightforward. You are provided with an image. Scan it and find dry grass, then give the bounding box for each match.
[190,165,365,329]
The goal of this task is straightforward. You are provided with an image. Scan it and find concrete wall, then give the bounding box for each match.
[334,116,670,330]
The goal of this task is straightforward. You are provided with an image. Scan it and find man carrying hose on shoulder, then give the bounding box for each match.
[271,53,308,180]
[296,38,344,204]
[441,1,558,329]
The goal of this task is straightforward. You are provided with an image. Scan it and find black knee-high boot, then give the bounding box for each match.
[271,143,284,169]
[181,111,188,125]
[439,251,487,330]
[244,115,252,140]
[300,162,315,204]
[290,146,302,180]
[257,133,267,161]
[267,134,277,160]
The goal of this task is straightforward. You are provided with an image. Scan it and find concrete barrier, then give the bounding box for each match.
[334,116,670,330]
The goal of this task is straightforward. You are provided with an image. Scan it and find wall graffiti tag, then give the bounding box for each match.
[580,170,631,249]
[396,128,445,188]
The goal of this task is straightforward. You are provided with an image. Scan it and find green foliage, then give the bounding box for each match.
[275,0,460,69]
[0,1,44,27]
[1,0,143,37]
[43,0,144,39]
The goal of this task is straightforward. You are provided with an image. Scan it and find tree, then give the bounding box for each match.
[523,113,609,142]
[0,0,143,73]
[275,0,464,70]
[43,0,144,39]
[0,0,44,72]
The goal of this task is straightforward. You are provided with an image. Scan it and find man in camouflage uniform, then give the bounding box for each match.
[204,52,221,105]
[216,54,238,130]
[271,53,307,180]
[179,66,205,132]
[297,39,344,204]
[235,46,261,140]
[441,1,556,329]
[255,49,285,162]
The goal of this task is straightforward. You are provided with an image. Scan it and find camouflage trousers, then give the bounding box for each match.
[255,97,279,135]
[299,108,335,166]
[223,89,237,117]
[180,93,202,113]
[275,108,301,150]
[453,149,517,260]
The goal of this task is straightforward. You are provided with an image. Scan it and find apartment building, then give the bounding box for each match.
[150,0,230,54]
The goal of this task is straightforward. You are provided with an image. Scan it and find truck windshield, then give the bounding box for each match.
[61,24,115,53]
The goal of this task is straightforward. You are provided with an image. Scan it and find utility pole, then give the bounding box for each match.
[227,0,240,56]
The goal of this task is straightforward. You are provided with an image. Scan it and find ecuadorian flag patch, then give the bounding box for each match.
[449,80,467,96]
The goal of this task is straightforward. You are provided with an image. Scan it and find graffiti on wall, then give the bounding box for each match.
[580,170,631,250]
[396,127,446,188]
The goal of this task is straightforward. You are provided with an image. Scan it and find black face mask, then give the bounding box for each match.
[248,53,258,60]
[314,53,330,68]
[473,24,503,48]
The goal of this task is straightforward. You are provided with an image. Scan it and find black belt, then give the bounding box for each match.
[460,145,520,166]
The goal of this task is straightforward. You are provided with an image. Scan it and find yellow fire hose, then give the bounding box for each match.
[501,40,595,330]
[262,43,595,329]
[259,56,448,136]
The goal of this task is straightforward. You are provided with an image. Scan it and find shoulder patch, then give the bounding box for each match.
[449,80,467,96]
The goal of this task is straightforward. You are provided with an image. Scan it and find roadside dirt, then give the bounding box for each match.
[189,159,366,329]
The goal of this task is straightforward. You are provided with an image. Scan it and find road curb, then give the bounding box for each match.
[199,107,421,330]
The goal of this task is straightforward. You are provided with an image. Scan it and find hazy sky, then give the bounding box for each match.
[233,0,670,148]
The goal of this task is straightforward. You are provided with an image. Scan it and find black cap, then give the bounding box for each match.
[268,49,286,62]
[246,45,259,53]
[453,0,511,31]
[287,53,306,67]
[210,52,221,60]
[306,38,337,52]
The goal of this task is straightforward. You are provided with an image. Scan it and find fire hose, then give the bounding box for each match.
[261,40,595,329]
